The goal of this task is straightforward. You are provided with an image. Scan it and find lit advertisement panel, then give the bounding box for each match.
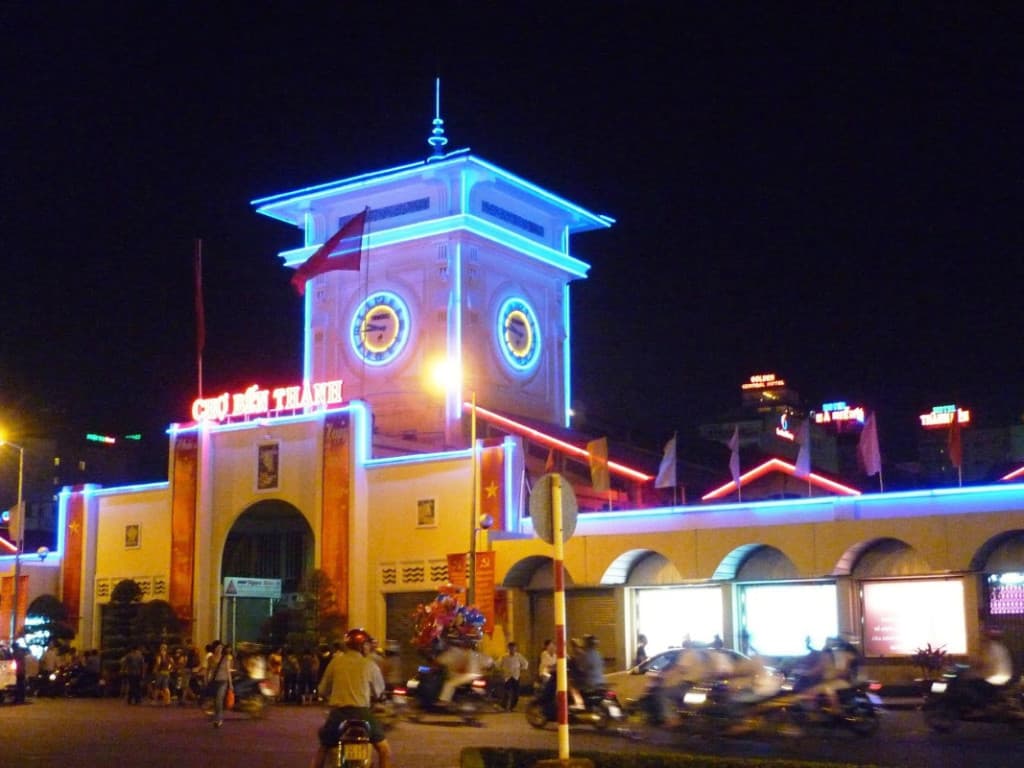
[741,583,838,656]
[635,587,724,655]
[862,580,967,656]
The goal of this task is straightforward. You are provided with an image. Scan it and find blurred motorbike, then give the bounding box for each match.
[525,675,628,732]
[923,665,1024,732]
[392,665,488,726]
[755,677,881,737]
[326,717,375,768]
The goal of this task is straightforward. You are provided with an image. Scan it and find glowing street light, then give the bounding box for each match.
[1,436,25,643]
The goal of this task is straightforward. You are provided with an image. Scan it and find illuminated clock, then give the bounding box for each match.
[350,291,410,366]
[497,296,540,371]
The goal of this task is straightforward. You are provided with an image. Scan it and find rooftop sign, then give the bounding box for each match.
[191,380,344,423]
[919,404,970,429]
[742,373,786,391]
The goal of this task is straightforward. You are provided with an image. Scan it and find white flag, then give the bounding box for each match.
[727,426,741,485]
[858,413,882,477]
[795,420,811,479]
[655,433,677,489]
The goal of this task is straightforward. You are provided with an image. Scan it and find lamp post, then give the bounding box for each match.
[467,390,478,606]
[2,439,24,643]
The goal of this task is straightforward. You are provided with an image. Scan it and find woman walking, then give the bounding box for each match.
[207,641,234,727]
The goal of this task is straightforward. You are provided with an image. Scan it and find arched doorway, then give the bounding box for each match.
[221,500,313,645]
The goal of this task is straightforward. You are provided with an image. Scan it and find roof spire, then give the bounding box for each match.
[427,77,448,161]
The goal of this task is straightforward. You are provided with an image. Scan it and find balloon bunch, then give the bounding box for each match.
[411,584,486,652]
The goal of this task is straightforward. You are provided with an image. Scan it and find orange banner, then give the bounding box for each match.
[62,490,85,624]
[169,434,198,628]
[1,574,28,639]
[479,444,505,531]
[322,413,351,619]
[447,553,467,603]
[475,551,496,634]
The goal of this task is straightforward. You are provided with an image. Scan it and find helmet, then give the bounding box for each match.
[344,628,373,651]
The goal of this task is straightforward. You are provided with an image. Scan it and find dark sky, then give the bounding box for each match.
[2,3,1022,468]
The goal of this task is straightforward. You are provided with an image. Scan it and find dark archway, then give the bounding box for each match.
[221,500,314,645]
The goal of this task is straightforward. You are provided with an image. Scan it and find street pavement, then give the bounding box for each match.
[1,696,1022,768]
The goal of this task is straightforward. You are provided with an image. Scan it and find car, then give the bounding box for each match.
[604,647,783,709]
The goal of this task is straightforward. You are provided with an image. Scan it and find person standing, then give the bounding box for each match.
[121,645,146,705]
[311,628,392,768]
[498,642,529,711]
[207,641,233,728]
[634,634,649,666]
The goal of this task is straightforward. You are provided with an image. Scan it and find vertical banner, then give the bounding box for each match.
[446,553,467,603]
[479,443,506,531]
[475,550,496,634]
[321,413,351,620]
[1,576,10,639]
[61,489,86,623]
[169,434,198,629]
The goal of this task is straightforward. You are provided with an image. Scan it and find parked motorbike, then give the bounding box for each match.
[392,665,488,725]
[923,665,1024,732]
[525,676,627,732]
[326,717,375,768]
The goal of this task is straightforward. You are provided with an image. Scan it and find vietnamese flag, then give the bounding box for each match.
[291,208,368,295]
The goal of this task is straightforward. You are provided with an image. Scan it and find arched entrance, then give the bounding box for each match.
[221,500,313,645]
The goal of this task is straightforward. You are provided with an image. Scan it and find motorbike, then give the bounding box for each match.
[392,665,489,725]
[923,665,1024,732]
[228,671,276,717]
[754,676,882,737]
[326,717,375,768]
[525,676,628,732]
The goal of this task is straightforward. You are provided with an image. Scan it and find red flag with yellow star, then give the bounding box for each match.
[479,443,506,531]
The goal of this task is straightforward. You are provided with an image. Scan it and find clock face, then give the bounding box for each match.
[350,291,410,365]
[497,297,540,371]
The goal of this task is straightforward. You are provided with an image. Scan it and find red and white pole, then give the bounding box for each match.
[552,473,570,760]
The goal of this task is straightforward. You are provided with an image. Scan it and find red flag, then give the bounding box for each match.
[544,448,555,473]
[857,412,882,477]
[291,208,368,295]
[948,411,962,469]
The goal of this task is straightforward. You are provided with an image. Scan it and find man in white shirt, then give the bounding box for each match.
[498,642,529,711]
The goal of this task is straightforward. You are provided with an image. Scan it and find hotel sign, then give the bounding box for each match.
[191,380,344,423]
[742,373,786,390]
[919,404,970,429]
[814,401,865,426]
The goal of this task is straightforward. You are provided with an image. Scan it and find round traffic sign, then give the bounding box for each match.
[529,473,578,544]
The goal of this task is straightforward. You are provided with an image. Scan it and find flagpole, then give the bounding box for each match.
[194,238,204,401]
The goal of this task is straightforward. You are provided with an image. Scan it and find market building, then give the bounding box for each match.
[3,103,1024,684]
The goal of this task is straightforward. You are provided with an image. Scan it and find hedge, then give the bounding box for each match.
[461,747,887,768]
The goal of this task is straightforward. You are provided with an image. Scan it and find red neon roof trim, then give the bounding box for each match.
[0,536,16,553]
[468,403,654,482]
[1002,465,1024,482]
[701,458,862,501]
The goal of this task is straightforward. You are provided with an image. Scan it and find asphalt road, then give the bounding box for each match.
[1,697,1021,768]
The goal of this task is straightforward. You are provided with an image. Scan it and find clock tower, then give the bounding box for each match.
[252,98,612,450]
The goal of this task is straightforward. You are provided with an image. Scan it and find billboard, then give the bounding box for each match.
[862,579,967,656]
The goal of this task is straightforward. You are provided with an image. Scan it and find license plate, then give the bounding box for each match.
[342,743,371,763]
[930,681,947,694]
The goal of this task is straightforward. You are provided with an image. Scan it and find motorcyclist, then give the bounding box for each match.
[964,625,1014,713]
[312,628,391,768]
[436,640,491,706]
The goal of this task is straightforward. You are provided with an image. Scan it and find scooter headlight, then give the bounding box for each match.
[930,681,947,694]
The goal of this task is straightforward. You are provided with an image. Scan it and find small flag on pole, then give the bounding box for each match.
[587,437,610,493]
[655,433,677,489]
[727,426,741,486]
[291,208,369,296]
[857,412,882,477]
[948,411,963,469]
[794,420,811,479]
[544,448,555,473]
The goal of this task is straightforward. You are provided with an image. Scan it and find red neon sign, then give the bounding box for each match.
[919,405,970,429]
[741,373,786,391]
[191,380,344,422]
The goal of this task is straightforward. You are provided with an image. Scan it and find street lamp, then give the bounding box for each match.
[1,438,24,643]
[429,361,480,605]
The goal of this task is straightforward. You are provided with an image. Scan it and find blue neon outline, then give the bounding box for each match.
[280,215,592,279]
[252,153,611,234]
[562,282,572,428]
[350,291,411,366]
[496,297,541,371]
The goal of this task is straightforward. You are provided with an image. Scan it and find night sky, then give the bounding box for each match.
[2,3,1022,474]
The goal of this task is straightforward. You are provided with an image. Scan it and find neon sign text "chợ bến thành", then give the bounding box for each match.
[191,380,344,423]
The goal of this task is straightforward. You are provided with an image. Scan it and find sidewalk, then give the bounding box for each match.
[875,682,925,710]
